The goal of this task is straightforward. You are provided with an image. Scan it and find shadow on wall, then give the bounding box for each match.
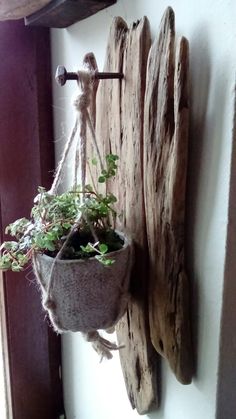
[186,22,229,380]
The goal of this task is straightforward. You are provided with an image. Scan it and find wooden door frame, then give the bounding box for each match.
[0,19,64,418]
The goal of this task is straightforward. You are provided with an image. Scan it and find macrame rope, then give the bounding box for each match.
[34,69,125,358]
[73,71,93,191]
[49,117,79,195]
[85,109,104,172]
[45,70,97,300]
[49,70,96,195]
[82,331,124,361]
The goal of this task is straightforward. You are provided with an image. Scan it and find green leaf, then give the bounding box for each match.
[45,241,56,251]
[80,245,87,252]
[95,255,115,266]
[1,241,18,251]
[110,154,119,161]
[98,176,106,183]
[99,243,108,254]
[106,154,119,162]
[103,258,115,266]
[62,223,72,230]
[5,218,31,236]
[45,232,56,240]
[17,254,29,266]
[80,244,94,253]
[107,194,117,203]
[0,149,120,273]
[0,255,12,270]
[11,261,23,272]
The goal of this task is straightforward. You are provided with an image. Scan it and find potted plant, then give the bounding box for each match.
[0,154,132,338]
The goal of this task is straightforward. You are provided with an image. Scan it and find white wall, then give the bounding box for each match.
[51,1,236,418]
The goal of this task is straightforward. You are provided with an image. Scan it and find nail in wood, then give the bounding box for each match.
[55,65,123,86]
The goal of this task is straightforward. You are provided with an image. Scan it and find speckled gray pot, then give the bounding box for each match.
[33,233,132,333]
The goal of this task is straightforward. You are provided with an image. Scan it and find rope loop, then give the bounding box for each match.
[82,331,124,361]
[74,70,94,113]
[49,69,95,195]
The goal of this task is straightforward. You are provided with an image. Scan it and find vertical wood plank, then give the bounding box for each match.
[115,18,158,414]
[96,16,128,162]
[95,17,158,414]
[93,17,127,197]
[143,7,193,384]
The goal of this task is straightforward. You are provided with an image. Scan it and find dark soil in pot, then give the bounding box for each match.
[45,228,124,260]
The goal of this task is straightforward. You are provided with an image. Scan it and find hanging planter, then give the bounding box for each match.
[0,67,133,358]
[33,231,132,333]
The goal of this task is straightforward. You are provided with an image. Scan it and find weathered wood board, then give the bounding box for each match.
[95,17,158,414]
[96,17,127,165]
[86,6,193,410]
[116,18,158,414]
[143,7,193,384]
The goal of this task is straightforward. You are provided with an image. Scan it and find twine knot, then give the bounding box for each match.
[82,331,125,361]
[74,92,90,112]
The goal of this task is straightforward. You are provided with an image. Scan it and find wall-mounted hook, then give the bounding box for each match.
[55,65,123,86]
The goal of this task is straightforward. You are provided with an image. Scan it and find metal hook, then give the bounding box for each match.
[55,65,123,86]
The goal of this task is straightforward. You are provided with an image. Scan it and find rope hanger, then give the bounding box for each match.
[34,69,125,360]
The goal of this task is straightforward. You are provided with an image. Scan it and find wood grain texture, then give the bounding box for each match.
[115,18,158,414]
[0,0,50,20]
[143,7,193,384]
[95,17,158,414]
[25,0,116,28]
[96,16,127,161]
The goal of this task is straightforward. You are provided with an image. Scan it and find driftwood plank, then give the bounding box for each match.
[96,16,127,161]
[86,17,127,218]
[143,7,193,384]
[95,17,158,414]
[115,18,158,414]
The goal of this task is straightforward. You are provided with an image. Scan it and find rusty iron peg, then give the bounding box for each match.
[55,65,123,86]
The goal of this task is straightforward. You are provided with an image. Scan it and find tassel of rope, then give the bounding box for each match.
[82,331,124,361]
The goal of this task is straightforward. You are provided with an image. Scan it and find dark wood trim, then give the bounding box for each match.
[25,0,117,28]
[0,20,64,418]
